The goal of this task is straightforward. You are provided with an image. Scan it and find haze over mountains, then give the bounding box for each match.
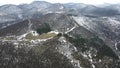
[0,1,120,68]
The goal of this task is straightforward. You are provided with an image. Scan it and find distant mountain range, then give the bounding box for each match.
[0,1,120,23]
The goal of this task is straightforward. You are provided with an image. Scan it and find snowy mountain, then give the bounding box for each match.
[0,1,120,68]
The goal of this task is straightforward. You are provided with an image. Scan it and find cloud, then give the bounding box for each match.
[44,0,120,4]
[0,0,33,5]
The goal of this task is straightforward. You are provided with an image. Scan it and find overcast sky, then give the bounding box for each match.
[0,0,120,5]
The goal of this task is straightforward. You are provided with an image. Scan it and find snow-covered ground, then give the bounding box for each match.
[72,16,94,31]
[57,36,82,68]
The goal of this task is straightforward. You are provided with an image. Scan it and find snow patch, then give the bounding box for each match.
[65,25,77,34]
[115,42,118,50]
[17,33,28,40]
[13,42,19,45]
